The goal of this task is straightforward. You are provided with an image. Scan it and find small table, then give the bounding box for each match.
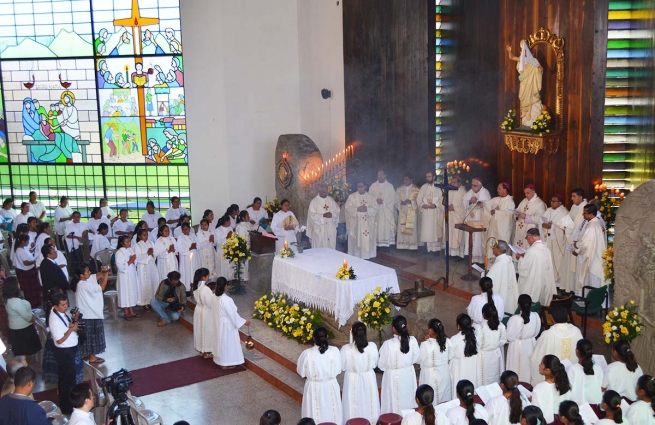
[455,222,487,281]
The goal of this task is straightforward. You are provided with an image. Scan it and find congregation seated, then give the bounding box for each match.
[0,367,50,425]
[151,271,187,327]
[0,356,30,399]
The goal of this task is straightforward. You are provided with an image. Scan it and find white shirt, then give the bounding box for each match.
[166,207,188,229]
[113,219,135,235]
[13,212,33,227]
[65,221,87,251]
[141,211,163,230]
[101,206,115,220]
[69,408,95,425]
[76,276,104,320]
[29,200,46,219]
[247,207,268,228]
[49,309,79,348]
[54,205,73,234]
[14,247,35,271]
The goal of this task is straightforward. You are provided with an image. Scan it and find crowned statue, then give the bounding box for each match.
[506,40,544,128]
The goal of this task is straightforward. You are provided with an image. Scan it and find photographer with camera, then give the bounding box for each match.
[49,292,81,415]
[151,271,187,327]
[72,264,110,364]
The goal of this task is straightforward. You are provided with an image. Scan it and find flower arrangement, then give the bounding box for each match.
[336,259,356,280]
[328,178,351,206]
[279,247,295,258]
[357,286,393,331]
[602,300,644,345]
[500,109,518,132]
[445,160,471,185]
[603,243,614,282]
[221,233,251,292]
[253,292,326,344]
[530,110,552,136]
[264,198,282,218]
[593,184,625,229]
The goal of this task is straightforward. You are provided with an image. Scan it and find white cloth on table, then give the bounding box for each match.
[271,210,298,253]
[466,293,505,324]
[213,226,234,280]
[485,393,528,425]
[445,404,489,425]
[566,362,604,405]
[474,320,507,386]
[369,180,398,247]
[271,248,400,326]
[193,282,215,354]
[449,331,481,393]
[297,345,343,424]
[340,341,380,424]
[177,232,200,291]
[530,323,583,385]
[115,247,139,308]
[602,361,643,401]
[134,240,159,306]
[517,240,557,307]
[154,236,178,283]
[505,312,541,383]
[307,195,340,249]
[379,335,420,414]
[418,337,452,404]
[212,294,246,366]
[486,254,518,314]
[75,276,104,319]
[462,187,492,263]
[345,191,378,259]
[531,381,572,424]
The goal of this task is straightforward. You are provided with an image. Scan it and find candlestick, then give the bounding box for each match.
[284,240,288,249]
[343,259,348,269]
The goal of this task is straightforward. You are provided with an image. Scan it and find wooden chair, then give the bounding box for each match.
[32,313,49,366]
[540,292,575,329]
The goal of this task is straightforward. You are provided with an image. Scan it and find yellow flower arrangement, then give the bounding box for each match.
[328,177,351,206]
[603,244,614,281]
[530,110,552,136]
[500,109,517,132]
[602,300,644,345]
[253,292,327,344]
[594,184,625,229]
[264,198,282,218]
[357,286,393,331]
[221,233,251,290]
[279,247,295,258]
[336,265,356,280]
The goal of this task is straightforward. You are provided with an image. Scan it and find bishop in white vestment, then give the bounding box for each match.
[395,175,420,250]
[369,170,398,247]
[345,183,378,259]
[307,183,340,250]
[517,229,557,307]
[417,171,444,252]
[541,194,569,284]
[559,190,587,292]
[486,241,518,314]
[482,182,515,250]
[574,205,607,289]
[462,177,491,263]
[512,184,547,249]
[445,176,467,257]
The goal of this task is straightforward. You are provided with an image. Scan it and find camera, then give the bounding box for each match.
[70,307,85,331]
[101,369,133,400]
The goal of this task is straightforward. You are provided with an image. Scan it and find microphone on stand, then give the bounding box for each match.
[462,201,482,223]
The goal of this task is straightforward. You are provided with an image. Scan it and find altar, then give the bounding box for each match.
[271,248,400,327]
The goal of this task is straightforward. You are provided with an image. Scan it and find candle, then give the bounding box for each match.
[630,184,635,191]
[343,259,348,269]
[284,240,288,249]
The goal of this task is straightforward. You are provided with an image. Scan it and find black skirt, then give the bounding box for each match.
[8,324,42,356]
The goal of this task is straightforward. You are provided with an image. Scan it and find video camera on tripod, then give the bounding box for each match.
[102,369,135,424]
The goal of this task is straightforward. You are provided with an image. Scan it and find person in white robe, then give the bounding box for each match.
[529,305,583,385]
[402,385,449,425]
[486,241,518,313]
[115,236,140,319]
[154,225,178,283]
[379,316,420,414]
[224,204,240,230]
[345,182,379,259]
[165,196,188,231]
[28,191,46,222]
[512,184,547,251]
[541,194,569,284]
[196,219,216,278]
[446,380,490,424]
[467,277,505,324]
[34,223,53,257]
[485,371,529,425]
[246,198,269,231]
[87,207,112,245]
[99,198,115,221]
[516,228,557,307]
[89,223,112,260]
[395,174,420,250]
[574,204,607,290]
[297,326,343,424]
[340,322,380,424]
[602,340,644,401]
[369,169,398,248]
[445,176,467,257]
[13,202,33,228]
[53,196,73,238]
[531,355,573,424]
[141,201,163,231]
[133,229,159,307]
[307,183,340,250]
[505,294,541,383]
[474,304,507,386]
[192,268,214,358]
[112,209,135,237]
[176,223,200,292]
[212,278,249,368]
[566,339,604,405]
[462,177,492,263]
[449,314,481,393]
[235,211,253,281]
[150,218,166,243]
[214,216,235,280]
[625,375,655,424]
[418,318,452,405]
[271,199,298,253]
[173,215,193,238]
[559,189,587,292]
[482,182,515,256]
[417,171,444,253]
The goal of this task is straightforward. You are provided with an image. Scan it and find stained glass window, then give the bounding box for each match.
[435,0,453,179]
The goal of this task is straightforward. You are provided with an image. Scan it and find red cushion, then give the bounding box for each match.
[376,413,403,425]
[519,381,533,392]
[346,419,371,425]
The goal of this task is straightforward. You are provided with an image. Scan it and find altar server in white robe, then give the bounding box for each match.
[340,321,380,424]
[176,222,199,291]
[345,182,379,259]
[53,196,73,237]
[531,354,573,424]
[112,209,135,237]
[483,182,515,252]
[567,339,604,405]
[212,277,249,368]
[467,277,505,324]
[626,375,655,424]
[89,223,112,259]
[486,241,518,313]
[214,216,235,280]
[196,219,216,277]
[235,210,253,281]
[192,268,214,358]
[540,194,569,284]
[512,184,547,249]
[271,199,299,253]
[246,197,269,231]
[307,183,340,249]
[115,236,140,320]
[505,294,541,383]
[134,229,159,307]
[141,200,163,230]
[559,189,587,292]
[369,169,398,248]
[402,385,449,425]
[446,176,467,257]
[87,207,112,245]
[485,371,529,425]
[395,174,420,250]
[150,217,166,242]
[474,303,507,386]
[530,305,583,385]
[417,171,444,253]
[297,326,343,424]
[602,339,643,402]
[165,196,188,231]
[574,204,607,290]
[379,315,420,414]
[449,313,481,394]
[446,379,490,425]
[462,177,491,263]
[517,228,557,307]
[418,318,452,405]
[154,225,178,283]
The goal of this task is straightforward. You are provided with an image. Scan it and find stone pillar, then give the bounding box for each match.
[613,180,655,374]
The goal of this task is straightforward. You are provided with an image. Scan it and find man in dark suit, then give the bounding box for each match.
[39,244,70,321]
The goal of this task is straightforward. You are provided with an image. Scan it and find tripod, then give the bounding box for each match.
[106,393,135,425]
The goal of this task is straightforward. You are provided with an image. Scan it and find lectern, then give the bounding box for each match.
[249,232,277,255]
[454,222,487,281]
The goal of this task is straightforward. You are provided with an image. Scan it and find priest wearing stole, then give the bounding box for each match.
[574,204,607,289]
[369,169,398,249]
[345,182,379,259]
[462,177,491,263]
[512,184,547,249]
[486,240,518,314]
[482,182,516,254]
[395,174,420,250]
[516,228,557,307]
[417,171,444,253]
[445,176,467,257]
[541,194,569,284]
[307,183,340,250]
[559,189,587,292]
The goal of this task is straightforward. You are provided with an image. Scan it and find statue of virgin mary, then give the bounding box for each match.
[506,40,543,128]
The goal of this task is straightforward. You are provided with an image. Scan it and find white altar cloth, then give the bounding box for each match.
[271,248,400,327]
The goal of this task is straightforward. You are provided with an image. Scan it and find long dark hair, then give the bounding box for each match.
[603,390,624,423]
[192,268,209,291]
[36,222,50,235]
[137,228,149,241]
[542,355,571,395]
[259,410,281,425]
[117,235,130,248]
[500,371,522,424]
[416,384,436,425]
[456,379,477,424]
[558,401,584,425]
[216,215,230,229]
[636,375,655,417]
[133,220,147,236]
[14,233,29,252]
[70,264,89,292]
[428,318,447,352]
[518,294,532,324]
[236,210,249,224]
[479,277,494,306]
[351,321,368,353]
[392,315,410,354]
[215,277,228,296]
[482,303,500,331]
[225,204,239,216]
[157,224,169,238]
[614,339,639,372]
[521,406,546,425]
[576,339,595,375]
[457,313,477,357]
[313,326,329,354]
[2,277,22,302]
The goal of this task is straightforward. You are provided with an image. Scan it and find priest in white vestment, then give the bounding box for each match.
[271,199,299,253]
[307,183,340,250]
[517,228,557,307]
[574,204,607,289]
[345,182,379,259]
[559,189,587,292]
[395,174,420,250]
[541,194,569,284]
[512,184,547,249]
[462,177,491,263]
[417,171,444,252]
[369,169,398,248]
[482,182,515,254]
[486,240,518,314]
[445,176,467,257]
[212,278,249,368]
